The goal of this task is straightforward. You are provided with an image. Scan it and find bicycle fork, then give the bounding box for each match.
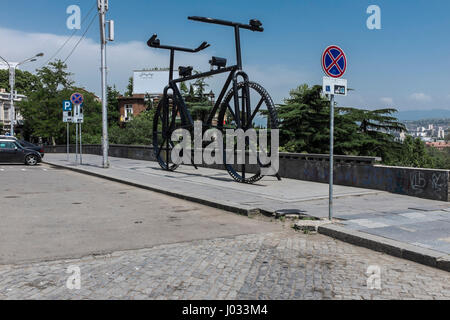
[232,71,251,130]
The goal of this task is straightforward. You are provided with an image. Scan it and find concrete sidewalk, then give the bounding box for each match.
[44,154,450,271]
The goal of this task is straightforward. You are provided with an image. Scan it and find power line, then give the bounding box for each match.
[43,3,97,66]
[63,11,98,64]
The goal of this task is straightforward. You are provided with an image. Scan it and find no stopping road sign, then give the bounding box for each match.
[322,45,347,78]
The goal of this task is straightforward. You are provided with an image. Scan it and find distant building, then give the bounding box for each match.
[399,131,407,142]
[133,69,178,96]
[118,94,149,123]
[438,127,445,139]
[118,69,180,123]
[426,141,450,150]
[0,88,26,134]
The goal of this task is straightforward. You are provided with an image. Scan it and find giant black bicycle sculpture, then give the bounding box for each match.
[147,16,279,184]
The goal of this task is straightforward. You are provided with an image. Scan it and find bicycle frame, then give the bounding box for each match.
[154,18,255,130]
[164,65,252,130]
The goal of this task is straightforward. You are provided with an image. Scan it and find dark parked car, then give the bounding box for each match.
[18,140,45,158]
[0,139,42,166]
[0,136,44,158]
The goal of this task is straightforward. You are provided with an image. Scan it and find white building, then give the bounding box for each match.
[438,127,445,139]
[0,88,26,134]
[133,69,179,95]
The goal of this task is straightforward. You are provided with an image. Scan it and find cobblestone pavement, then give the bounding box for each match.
[1,230,449,300]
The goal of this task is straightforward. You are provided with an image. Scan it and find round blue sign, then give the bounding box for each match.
[322,45,347,78]
[70,93,84,105]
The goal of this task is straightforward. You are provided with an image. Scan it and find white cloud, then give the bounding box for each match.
[0,26,306,104]
[409,92,432,102]
[380,97,394,105]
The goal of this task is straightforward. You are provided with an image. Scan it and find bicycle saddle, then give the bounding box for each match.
[179,66,193,78]
[209,57,227,69]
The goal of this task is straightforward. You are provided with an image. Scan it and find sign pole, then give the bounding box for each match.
[80,123,83,165]
[321,45,348,221]
[329,94,335,221]
[75,123,78,165]
[69,95,84,166]
[67,122,69,162]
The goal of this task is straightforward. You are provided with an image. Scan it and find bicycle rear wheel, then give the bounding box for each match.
[217,81,279,184]
[153,95,182,171]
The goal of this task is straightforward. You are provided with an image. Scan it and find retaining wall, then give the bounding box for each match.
[44,144,450,202]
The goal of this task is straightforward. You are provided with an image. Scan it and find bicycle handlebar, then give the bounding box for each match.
[188,16,264,32]
[147,34,211,53]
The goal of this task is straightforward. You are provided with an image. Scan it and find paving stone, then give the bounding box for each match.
[1,230,450,300]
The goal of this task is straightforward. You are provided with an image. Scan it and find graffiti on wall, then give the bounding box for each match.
[410,172,426,193]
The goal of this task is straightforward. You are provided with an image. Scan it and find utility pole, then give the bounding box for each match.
[98,0,114,168]
[0,53,43,136]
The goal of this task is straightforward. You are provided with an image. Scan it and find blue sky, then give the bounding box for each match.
[1,0,450,113]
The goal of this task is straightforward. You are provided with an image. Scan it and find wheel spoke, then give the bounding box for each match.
[250,97,264,125]
[226,104,236,122]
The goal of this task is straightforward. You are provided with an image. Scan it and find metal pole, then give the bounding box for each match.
[99,0,109,168]
[9,66,15,136]
[75,123,78,165]
[329,94,335,221]
[67,122,69,162]
[80,123,83,165]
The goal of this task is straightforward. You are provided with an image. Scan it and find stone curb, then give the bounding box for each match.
[44,161,259,218]
[318,224,450,272]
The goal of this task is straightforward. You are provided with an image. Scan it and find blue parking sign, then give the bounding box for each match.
[63,100,72,112]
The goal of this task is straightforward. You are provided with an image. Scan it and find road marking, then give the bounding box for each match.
[351,219,389,229]
[399,227,417,233]
[400,212,426,219]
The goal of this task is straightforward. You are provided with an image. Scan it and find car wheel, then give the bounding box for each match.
[25,154,38,166]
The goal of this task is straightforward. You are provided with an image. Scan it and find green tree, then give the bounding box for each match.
[109,110,155,145]
[107,85,121,127]
[125,77,133,97]
[181,73,213,123]
[192,72,209,98]
[180,82,188,95]
[339,107,406,159]
[426,147,450,169]
[18,60,102,145]
[188,84,195,100]
[384,136,434,168]
[0,69,40,95]
[276,84,360,154]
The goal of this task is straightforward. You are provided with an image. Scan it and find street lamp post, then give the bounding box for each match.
[0,53,44,136]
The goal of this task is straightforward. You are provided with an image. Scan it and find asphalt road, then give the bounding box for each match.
[0,164,279,265]
[1,164,450,300]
